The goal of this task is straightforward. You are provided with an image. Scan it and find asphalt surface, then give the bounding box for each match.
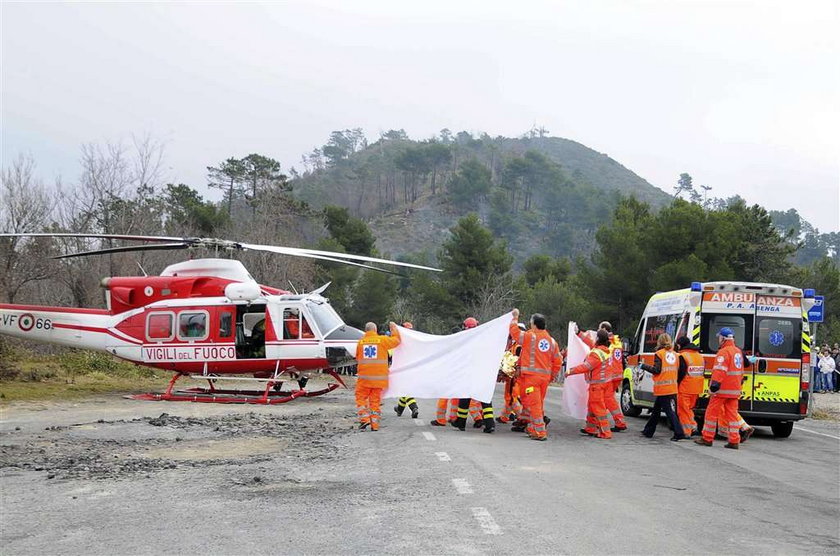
[1,384,839,555]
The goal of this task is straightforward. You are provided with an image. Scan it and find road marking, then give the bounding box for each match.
[452,478,473,494]
[795,425,840,440]
[470,507,502,535]
[435,451,451,462]
[422,431,436,441]
[414,420,426,426]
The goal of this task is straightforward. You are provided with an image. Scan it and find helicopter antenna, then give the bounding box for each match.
[136,261,148,277]
[288,281,299,294]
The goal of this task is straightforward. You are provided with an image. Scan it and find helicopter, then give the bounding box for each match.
[0,233,440,404]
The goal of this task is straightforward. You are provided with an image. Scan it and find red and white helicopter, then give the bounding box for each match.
[0,233,439,404]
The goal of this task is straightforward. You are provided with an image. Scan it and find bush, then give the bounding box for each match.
[0,339,20,381]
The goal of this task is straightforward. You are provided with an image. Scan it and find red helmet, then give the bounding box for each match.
[463,317,479,329]
[402,322,414,329]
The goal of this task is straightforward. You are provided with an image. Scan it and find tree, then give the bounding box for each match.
[0,155,56,303]
[789,258,840,344]
[207,157,246,217]
[164,183,228,235]
[344,269,397,327]
[674,172,695,200]
[438,214,513,318]
[240,154,287,210]
[726,200,796,282]
[322,206,375,255]
[424,142,452,195]
[448,159,491,209]
[581,197,654,333]
[522,254,571,286]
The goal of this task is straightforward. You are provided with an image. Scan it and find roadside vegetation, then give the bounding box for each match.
[0,340,168,402]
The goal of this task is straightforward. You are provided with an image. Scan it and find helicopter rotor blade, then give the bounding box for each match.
[0,232,185,242]
[2,233,441,273]
[52,242,191,260]
[240,243,441,272]
[254,249,406,276]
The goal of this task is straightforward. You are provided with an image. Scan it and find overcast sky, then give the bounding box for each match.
[2,0,838,231]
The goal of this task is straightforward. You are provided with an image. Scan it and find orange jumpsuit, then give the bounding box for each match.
[568,346,612,439]
[510,322,563,440]
[432,398,460,425]
[677,347,705,436]
[499,341,523,423]
[355,329,401,431]
[701,339,744,445]
[580,332,626,429]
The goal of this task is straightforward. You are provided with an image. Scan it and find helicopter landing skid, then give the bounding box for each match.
[128,369,345,405]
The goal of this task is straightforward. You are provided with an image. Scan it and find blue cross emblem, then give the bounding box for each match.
[769,330,785,347]
[363,345,378,359]
[538,339,550,352]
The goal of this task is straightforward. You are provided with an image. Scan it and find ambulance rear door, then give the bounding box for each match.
[751,295,802,416]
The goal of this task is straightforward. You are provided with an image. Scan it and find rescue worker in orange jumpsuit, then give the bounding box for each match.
[675,336,705,437]
[578,321,627,432]
[394,322,420,419]
[507,309,562,441]
[452,317,496,433]
[640,333,687,441]
[696,327,747,449]
[568,329,612,439]
[355,321,401,431]
[497,324,525,424]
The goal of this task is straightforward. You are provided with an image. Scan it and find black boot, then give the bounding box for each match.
[394,405,404,416]
[451,418,466,431]
[483,419,495,434]
[410,403,419,419]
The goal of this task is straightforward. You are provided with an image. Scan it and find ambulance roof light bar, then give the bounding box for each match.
[804,288,815,299]
[690,282,702,292]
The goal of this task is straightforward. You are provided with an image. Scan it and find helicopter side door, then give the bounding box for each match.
[266,303,324,368]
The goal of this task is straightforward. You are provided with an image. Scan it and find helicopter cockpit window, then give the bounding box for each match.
[178,311,208,341]
[283,308,315,340]
[309,302,342,336]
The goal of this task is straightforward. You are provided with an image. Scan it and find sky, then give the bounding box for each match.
[2,0,838,231]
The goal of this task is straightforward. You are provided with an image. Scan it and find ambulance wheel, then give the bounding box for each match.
[620,381,642,417]
[771,421,794,438]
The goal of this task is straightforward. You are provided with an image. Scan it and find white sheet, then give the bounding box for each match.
[562,321,590,419]
[382,312,512,403]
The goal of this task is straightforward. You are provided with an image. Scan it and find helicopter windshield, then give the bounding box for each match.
[308,301,343,336]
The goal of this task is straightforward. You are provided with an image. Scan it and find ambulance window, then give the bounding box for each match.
[178,312,208,341]
[756,317,799,359]
[643,313,682,352]
[219,311,233,338]
[146,313,174,342]
[702,314,752,353]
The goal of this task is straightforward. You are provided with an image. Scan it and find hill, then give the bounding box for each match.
[292,130,670,264]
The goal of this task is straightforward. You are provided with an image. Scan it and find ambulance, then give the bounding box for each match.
[621,281,817,438]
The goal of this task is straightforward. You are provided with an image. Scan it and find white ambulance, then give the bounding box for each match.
[620,281,817,438]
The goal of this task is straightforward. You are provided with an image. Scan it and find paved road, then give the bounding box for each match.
[1,385,838,554]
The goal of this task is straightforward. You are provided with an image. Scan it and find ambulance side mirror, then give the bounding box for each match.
[623,339,633,355]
